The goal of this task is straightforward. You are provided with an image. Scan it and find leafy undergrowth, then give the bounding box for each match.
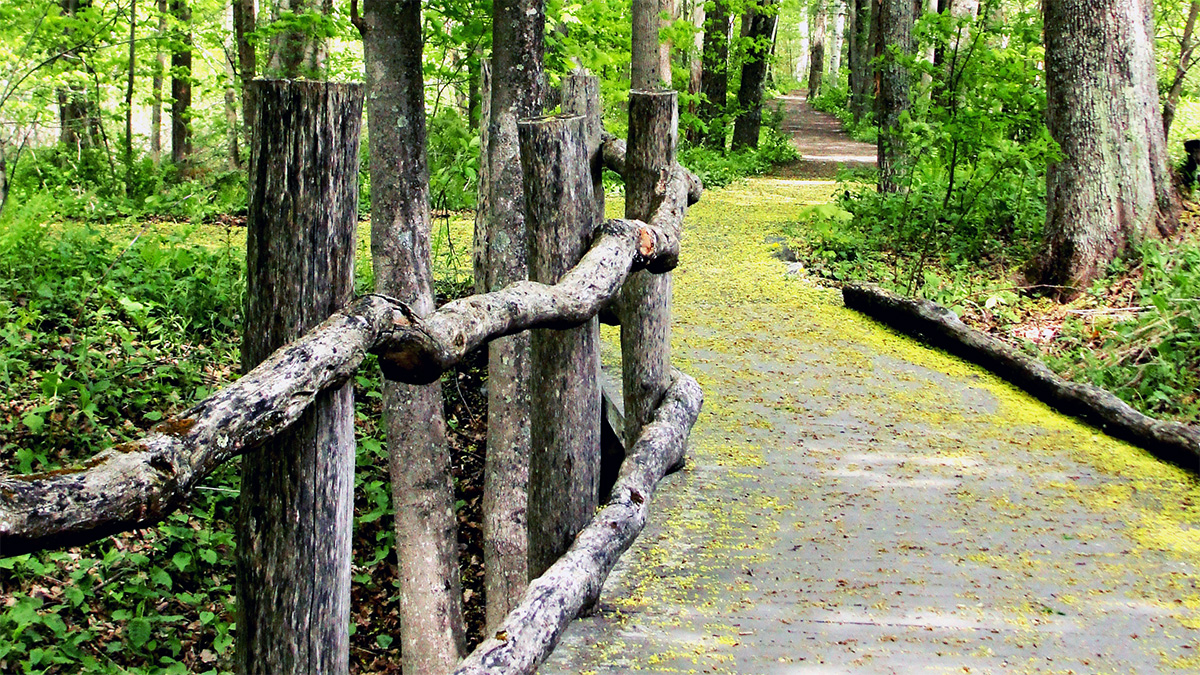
[0,207,488,674]
[780,197,1200,425]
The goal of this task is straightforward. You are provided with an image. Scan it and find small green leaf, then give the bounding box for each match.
[375,634,394,649]
[127,617,152,648]
[172,552,192,571]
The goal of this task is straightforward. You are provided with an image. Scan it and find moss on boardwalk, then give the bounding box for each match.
[546,179,1200,674]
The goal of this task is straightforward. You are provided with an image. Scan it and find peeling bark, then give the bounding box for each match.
[451,372,703,675]
[843,284,1200,470]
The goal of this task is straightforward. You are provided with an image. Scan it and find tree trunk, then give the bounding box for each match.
[632,0,666,89]
[847,0,868,118]
[795,5,809,89]
[150,0,166,165]
[699,0,730,150]
[57,0,98,152]
[1037,0,1181,293]
[808,0,827,100]
[236,79,362,675]
[686,0,706,144]
[731,0,778,151]
[223,2,241,168]
[829,0,846,83]
[233,0,257,143]
[267,0,331,78]
[621,91,676,450]
[124,0,136,194]
[360,2,467,670]
[659,0,678,85]
[876,0,912,192]
[1164,1,1200,139]
[520,115,602,579]
[479,0,545,633]
[170,0,192,168]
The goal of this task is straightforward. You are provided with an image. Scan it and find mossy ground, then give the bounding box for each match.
[543,179,1200,674]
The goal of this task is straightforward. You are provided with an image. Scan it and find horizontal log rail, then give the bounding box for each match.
[0,184,701,555]
[843,283,1200,469]
[451,371,703,675]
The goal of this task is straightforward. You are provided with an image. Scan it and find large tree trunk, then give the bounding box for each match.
[875,0,912,192]
[686,0,706,144]
[699,0,730,150]
[731,0,778,151]
[795,5,810,88]
[520,115,602,579]
[1164,1,1200,139]
[57,0,98,152]
[170,0,192,168]
[236,80,362,675]
[479,0,545,633]
[808,0,828,100]
[360,2,466,670]
[222,2,241,168]
[268,0,331,78]
[232,0,257,144]
[1037,0,1181,293]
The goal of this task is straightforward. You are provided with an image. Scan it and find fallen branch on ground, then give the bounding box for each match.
[843,283,1200,470]
[450,371,703,675]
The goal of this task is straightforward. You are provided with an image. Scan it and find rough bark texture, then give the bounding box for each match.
[0,295,396,557]
[876,0,912,192]
[562,71,605,222]
[169,0,192,167]
[360,0,466,669]
[235,80,360,675]
[473,59,492,295]
[631,0,664,89]
[481,0,544,631]
[808,0,827,100]
[1037,0,1181,293]
[520,115,602,579]
[731,0,778,151]
[621,91,676,451]
[1163,1,1200,139]
[843,284,1200,470]
[699,0,730,150]
[451,372,704,675]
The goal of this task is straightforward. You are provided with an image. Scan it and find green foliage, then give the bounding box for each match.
[427,108,481,212]
[679,125,799,188]
[1046,242,1200,422]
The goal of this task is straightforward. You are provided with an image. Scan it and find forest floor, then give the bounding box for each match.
[540,111,1200,673]
[772,93,876,179]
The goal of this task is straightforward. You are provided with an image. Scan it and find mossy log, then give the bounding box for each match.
[451,371,703,675]
[842,283,1200,469]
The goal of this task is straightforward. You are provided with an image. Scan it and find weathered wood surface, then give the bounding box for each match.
[521,115,603,579]
[562,71,605,221]
[842,283,1200,469]
[600,134,703,207]
[1,212,690,555]
[236,79,360,675]
[0,295,396,557]
[361,0,466,665]
[451,371,703,675]
[621,91,677,447]
[375,216,680,384]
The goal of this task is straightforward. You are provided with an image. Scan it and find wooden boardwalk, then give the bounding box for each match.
[541,178,1200,673]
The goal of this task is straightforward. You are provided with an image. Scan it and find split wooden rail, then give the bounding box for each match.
[0,75,702,675]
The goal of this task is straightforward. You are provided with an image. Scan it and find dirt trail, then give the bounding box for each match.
[774,93,876,179]
[538,109,1200,673]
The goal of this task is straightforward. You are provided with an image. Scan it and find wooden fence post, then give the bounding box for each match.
[520,114,602,579]
[237,79,362,675]
[620,90,677,444]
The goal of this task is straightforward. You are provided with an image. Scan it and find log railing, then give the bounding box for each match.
[0,75,702,675]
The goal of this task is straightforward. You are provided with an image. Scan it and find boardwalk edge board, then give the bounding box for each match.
[842,283,1200,471]
[451,371,703,675]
